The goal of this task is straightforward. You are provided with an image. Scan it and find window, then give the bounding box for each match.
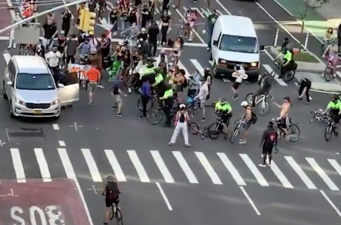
[219,35,258,53]
[15,73,55,90]
[8,60,16,81]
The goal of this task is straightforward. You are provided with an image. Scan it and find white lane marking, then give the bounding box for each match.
[328,159,341,177]
[58,140,66,147]
[3,53,11,64]
[284,156,317,189]
[52,124,60,130]
[127,150,150,183]
[240,186,261,215]
[306,158,339,191]
[195,152,222,185]
[156,182,173,210]
[217,153,246,186]
[150,150,174,183]
[34,148,51,182]
[104,150,126,182]
[177,60,191,79]
[320,190,341,217]
[215,0,232,15]
[190,59,205,76]
[187,7,204,18]
[81,148,102,182]
[208,60,213,66]
[58,148,95,225]
[240,154,269,186]
[262,64,287,86]
[172,151,198,183]
[261,156,293,188]
[10,148,26,183]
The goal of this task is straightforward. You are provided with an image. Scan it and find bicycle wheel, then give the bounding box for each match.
[189,122,200,135]
[146,109,163,125]
[245,93,254,104]
[116,208,123,225]
[109,205,114,220]
[137,98,154,112]
[207,122,221,139]
[288,123,300,142]
[324,124,333,141]
[282,70,295,82]
[256,99,271,116]
[229,125,240,144]
[323,66,333,82]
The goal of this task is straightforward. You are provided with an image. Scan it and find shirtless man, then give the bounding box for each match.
[240,101,253,144]
[274,97,291,139]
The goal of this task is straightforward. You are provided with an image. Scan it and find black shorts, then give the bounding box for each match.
[105,197,119,208]
[262,144,273,155]
[221,113,231,125]
[277,118,287,129]
[232,82,241,90]
[255,88,268,96]
[330,112,340,124]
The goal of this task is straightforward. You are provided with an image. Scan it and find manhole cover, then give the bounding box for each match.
[6,128,45,142]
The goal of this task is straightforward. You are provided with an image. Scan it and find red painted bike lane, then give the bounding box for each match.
[0,178,92,225]
[0,0,14,35]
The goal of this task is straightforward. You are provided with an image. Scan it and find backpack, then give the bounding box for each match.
[251,111,258,124]
[107,182,118,199]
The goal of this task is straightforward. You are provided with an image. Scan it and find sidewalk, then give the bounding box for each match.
[273,0,340,43]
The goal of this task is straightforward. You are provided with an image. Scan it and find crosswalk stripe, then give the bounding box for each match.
[328,159,341,177]
[284,156,317,189]
[127,150,150,183]
[262,64,288,86]
[190,59,204,75]
[269,160,293,188]
[81,148,102,182]
[195,152,222,185]
[58,148,77,180]
[240,154,269,186]
[34,148,51,182]
[150,150,174,183]
[104,150,126,182]
[172,151,198,183]
[10,148,26,183]
[306,158,339,191]
[177,60,191,78]
[217,153,246,186]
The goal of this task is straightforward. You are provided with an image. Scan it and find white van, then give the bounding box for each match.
[210,15,264,81]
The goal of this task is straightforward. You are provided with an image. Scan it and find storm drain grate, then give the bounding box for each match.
[6,128,46,142]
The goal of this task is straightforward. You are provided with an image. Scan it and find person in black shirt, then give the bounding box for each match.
[86,0,97,12]
[137,28,148,41]
[109,7,119,34]
[42,19,58,50]
[297,78,311,104]
[162,0,170,11]
[148,20,159,56]
[141,4,150,28]
[259,122,278,167]
[128,7,137,25]
[102,175,120,225]
[160,10,171,46]
[100,34,111,68]
[122,49,131,77]
[61,9,71,36]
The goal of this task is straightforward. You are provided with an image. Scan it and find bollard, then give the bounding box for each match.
[273,29,279,46]
[304,32,309,50]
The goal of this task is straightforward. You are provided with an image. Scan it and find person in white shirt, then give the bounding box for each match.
[194,77,209,121]
[231,65,248,100]
[169,104,190,147]
[8,12,22,49]
[45,45,62,76]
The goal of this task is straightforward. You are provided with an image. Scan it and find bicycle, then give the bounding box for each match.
[310,109,330,124]
[229,119,245,144]
[272,117,300,142]
[274,59,296,82]
[137,95,155,112]
[188,122,209,139]
[109,199,123,225]
[324,119,338,142]
[146,100,178,125]
[322,55,335,82]
[245,93,271,116]
[207,113,230,139]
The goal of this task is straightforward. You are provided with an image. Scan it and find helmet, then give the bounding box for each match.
[268,121,274,128]
[220,97,227,104]
[141,28,146,33]
[204,67,210,73]
[332,94,339,102]
[241,101,248,107]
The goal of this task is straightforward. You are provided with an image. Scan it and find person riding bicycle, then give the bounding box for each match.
[214,98,232,138]
[324,94,341,135]
[102,175,120,225]
[251,72,272,107]
[322,38,338,78]
[160,84,174,126]
[324,27,334,46]
[279,48,295,78]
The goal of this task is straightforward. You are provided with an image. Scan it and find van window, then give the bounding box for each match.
[219,34,257,53]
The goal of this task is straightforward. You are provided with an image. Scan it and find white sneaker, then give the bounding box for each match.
[13,44,16,48]
[206,47,210,51]
[7,45,11,49]
[128,87,131,93]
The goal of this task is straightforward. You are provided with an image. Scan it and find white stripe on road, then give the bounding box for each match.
[172,151,198,183]
[284,156,317,189]
[104,150,126,182]
[262,64,287,86]
[328,159,341,177]
[34,148,51,182]
[150,150,174,183]
[127,150,150,183]
[306,158,339,191]
[177,60,191,79]
[10,148,26,183]
[240,154,269,186]
[195,152,222,185]
[190,59,205,76]
[217,152,246,186]
[58,148,77,181]
[81,148,102,182]
[268,160,293,188]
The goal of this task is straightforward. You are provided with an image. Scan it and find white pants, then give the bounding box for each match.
[170,122,189,145]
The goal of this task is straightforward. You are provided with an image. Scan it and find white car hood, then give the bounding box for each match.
[217,51,259,63]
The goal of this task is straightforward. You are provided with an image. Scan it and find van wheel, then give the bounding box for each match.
[212,62,219,78]
[2,82,7,100]
[9,101,15,119]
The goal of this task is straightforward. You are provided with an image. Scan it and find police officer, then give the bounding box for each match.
[259,122,278,167]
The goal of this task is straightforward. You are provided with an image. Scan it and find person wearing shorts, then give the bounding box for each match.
[112,76,127,117]
[86,65,101,105]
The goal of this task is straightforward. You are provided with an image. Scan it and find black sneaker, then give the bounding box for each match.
[139,115,145,119]
[117,113,123,117]
[111,105,117,110]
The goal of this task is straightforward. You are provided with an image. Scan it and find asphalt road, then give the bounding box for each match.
[2,1,341,225]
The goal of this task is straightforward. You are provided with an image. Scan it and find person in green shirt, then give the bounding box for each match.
[279,48,295,78]
[214,98,233,137]
[204,9,219,51]
[324,94,341,135]
[160,84,174,126]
